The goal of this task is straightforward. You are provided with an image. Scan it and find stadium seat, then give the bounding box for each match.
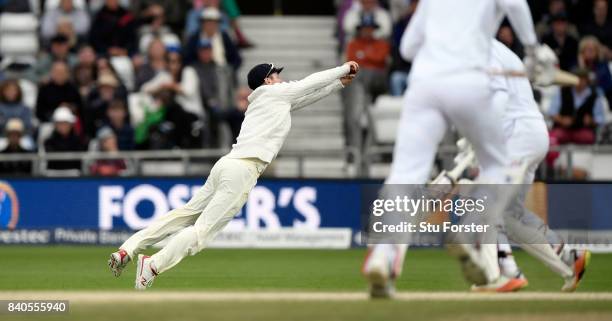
[363,95,402,176]
[0,13,39,60]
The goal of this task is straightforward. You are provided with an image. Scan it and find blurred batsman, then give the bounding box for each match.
[108,61,360,290]
[362,0,539,297]
[486,39,590,293]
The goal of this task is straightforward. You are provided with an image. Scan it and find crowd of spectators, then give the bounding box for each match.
[0,0,252,176]
[336,0,612,176]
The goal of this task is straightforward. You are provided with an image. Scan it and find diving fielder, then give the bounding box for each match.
[108,62,359,289]
[362,0,539,297]
[486,39,590,292]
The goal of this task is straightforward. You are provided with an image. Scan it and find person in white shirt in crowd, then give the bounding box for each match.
[108,61,360,290]
[41,0,91,43]
[183,8,242,71]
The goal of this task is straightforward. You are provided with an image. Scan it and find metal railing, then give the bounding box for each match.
[0,148,361,178]
[0,144,608,179]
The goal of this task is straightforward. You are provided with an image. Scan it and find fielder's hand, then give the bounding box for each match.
[344,61,359,75]
[340,74,356,86]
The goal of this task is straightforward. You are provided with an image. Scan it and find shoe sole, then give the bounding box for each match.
[447,244,488,286]
[135,254,146,290]
[366,265,391,299]
[564,250,591,292]
[471,278,528,293]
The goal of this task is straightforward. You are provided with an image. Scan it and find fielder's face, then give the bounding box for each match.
[264,73,282,85]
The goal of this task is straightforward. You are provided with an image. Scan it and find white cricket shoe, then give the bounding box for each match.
[363,253,394,299]
[562,249,591,292]
[135,254,159,290]
[446,243,488,286]
[108,249,131,277]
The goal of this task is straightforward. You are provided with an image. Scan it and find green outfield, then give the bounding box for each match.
[1,246,611,321]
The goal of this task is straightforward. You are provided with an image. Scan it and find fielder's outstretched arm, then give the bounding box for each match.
[290,80,344,111]
[274,65,351,103]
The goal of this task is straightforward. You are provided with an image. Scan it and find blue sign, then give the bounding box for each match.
[1,179,611,236]
[1,178,364,232]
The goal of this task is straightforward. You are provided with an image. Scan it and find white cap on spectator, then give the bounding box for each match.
[52,106,76,123]
[200,8,222,21]
[5,118,24,133]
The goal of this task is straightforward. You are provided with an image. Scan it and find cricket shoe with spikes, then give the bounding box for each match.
[562,249,591,292]
[135,254,159,290]
[108,249,131,277]
[364,254,395,299]
[471,275,527,292]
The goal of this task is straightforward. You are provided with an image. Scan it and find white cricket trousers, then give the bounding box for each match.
[500,114,572,278]
[387,72,508,184]
[375,72,508,282]
[120,156,266,273]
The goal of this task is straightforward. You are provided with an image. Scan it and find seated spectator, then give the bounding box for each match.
[44,107,85,170]
[342,14,390,154]
[166,49,205,118]
[547,69,606,166]
[542,13,579,71]
[137,3,181,55]
[89,0,137,56]
[89,126,127,176]
[578,36,612,105]
[216,86,248,143]
[73,46,98,99]
[130,0,190,34]
[497,23,524,58]
[0,79,33,136]
[84,72,122,137]
[27,35,78,82]
[186,0,252,48]
[535,0,579,39]
[579,0,612,58]
[184,8,241,71]
[190,39,234,147]
[135,38,168,90]
[185,0,231,38]
[41,0,90,44]
[0,119,33,175]
[105,99,134,150]
[135,89,202,149]
[35,61,83,123]
[389,0,418,96]
[343,0,392,45]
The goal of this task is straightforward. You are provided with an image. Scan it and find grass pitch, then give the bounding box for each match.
[0,246,611,320]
